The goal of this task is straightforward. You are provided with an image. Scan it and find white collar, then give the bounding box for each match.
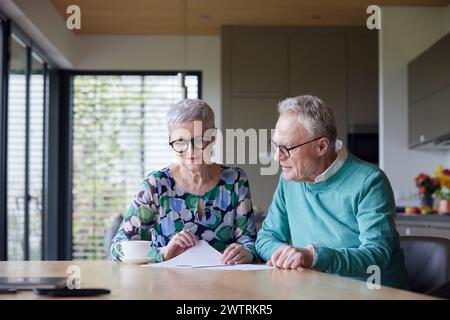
[313,140,348,184]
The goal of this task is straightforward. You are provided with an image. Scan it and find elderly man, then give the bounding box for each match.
[256,95,408,289]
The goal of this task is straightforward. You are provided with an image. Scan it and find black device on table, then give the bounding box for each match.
[33,287,111,297]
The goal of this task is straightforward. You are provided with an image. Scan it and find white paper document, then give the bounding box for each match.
[142,240,273,270]
[144,240,222,268]
[192,264,273,270]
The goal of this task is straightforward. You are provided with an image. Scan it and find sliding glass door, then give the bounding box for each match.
[7,36,27,260]
[6,35,46,260]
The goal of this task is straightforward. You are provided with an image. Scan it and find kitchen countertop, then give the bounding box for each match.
[396,213,450,222]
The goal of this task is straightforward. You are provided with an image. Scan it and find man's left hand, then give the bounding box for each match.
[267,245,314,269]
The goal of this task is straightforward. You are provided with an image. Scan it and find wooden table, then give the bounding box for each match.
[0,261,436,300]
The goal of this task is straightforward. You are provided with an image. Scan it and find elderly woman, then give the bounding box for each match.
[111,99,257,264]
[256,95,408,289]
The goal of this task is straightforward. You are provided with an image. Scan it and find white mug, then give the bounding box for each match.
[114,240,151,260]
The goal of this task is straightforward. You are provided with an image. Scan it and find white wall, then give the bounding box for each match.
[76,35,222,131]
[379,6,450,206]
[0,0,77,67]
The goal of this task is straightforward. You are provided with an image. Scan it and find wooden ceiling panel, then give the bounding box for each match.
[50,0,450,35]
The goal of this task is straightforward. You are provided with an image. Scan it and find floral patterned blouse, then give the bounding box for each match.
[111,165,257,262]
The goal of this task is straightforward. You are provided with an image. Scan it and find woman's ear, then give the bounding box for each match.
[204,128,217,145]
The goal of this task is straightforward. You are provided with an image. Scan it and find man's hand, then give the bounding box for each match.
[267,245,314,269]
[221,243,253,265]
[163,229,198,260]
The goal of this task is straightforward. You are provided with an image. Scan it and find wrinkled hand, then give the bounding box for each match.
[163,229,198,260]
[267,245,314,269]
[221,243,253,265]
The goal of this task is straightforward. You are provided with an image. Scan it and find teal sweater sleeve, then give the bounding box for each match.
[255,175,291,261]
[313,170,397,277]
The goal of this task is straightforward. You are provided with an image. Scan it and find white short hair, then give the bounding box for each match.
[278,95,337,148]
[166,99,215,133]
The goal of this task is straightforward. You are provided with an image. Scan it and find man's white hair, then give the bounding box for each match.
[277,95,337,149]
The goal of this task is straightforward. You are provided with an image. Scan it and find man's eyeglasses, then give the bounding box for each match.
[271,136,324,158]
[169,135,214,153]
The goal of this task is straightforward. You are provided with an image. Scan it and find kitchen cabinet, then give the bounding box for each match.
[408,33,450,147]
[409,86,450,145]
[229,97,280,210]
[289,34,347,143]
[230,34,288,97]
[223,26,379,142]
[408,34,450,105]
[347,34,378,127]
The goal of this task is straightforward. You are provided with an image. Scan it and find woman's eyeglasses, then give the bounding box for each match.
[271,136,324,158]
[169,136,214,153]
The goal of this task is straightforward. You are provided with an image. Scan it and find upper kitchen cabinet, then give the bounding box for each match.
[289,34,347,142]
[409,34,450,105]
[347,34,378,126]
[408,33,450,148]
[230,32,289,97]
[409,85,450,146]
[222,26,379,145]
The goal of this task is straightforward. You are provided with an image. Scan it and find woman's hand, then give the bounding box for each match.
[163,229,198,260]
[221,243,253,265]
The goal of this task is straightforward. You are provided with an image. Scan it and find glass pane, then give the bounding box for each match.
[72,74,199,259]
[7,37,27,260]
[0,20,2,120]
[29,54,44,260]
[0,21,3,260]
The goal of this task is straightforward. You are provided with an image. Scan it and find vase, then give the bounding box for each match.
[420,194,434,208]
[438,199,450,215]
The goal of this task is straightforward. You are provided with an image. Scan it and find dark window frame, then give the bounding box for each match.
[0,17,10,261]
[0,13,52,261]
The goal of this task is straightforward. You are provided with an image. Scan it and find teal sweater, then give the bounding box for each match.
[256,153,409,289]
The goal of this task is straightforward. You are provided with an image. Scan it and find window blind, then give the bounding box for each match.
[29,56,45,260]
[72,74,199,259]
[7,38,27,260]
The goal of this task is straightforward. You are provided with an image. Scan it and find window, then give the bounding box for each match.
[0,19,6,261]
[7,36,27,260]
[6,35,46,260]
[29,54,45,260]
[71,73,200,259]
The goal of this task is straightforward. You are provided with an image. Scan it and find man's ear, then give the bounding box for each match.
[317,137,330,156]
